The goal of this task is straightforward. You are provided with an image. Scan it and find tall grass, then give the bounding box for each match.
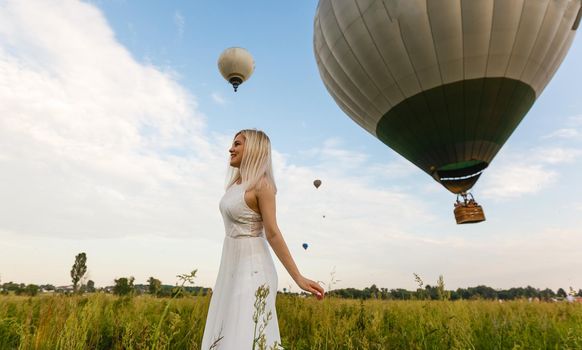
[276,296,582,349]
[1,293,581,349]
[0,293,209,349]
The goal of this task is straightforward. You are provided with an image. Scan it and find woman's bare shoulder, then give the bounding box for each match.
[255,176,275,198]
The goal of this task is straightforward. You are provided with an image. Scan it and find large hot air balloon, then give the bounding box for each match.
[314,0,581,223]
[218,47,255,92]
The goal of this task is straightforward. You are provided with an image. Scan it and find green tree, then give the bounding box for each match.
[469,285,498,299]
[2,281,20,292]
[70,252,87,293]
[557,288,567,298]
[148,277,162,296]
[113,276,135,296]
[390,288,412,300]
[369,284,379,299]
[540,288,556,301]
[14,286,25,296]
[24,284,39,296]
[87,280,96,293]
[380,287,390,300]
[413,273,428,300]
[436,275,451,301]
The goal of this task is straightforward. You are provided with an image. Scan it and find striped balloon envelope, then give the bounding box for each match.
[314,0,581,195]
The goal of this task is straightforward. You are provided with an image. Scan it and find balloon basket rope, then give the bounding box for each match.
[454,192,486,224]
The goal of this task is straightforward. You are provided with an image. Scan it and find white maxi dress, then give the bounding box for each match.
[201,183,281,350]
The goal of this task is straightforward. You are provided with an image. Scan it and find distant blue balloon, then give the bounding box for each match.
[302,243,308,250]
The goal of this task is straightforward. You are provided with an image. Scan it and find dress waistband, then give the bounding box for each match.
[226,234,264,239]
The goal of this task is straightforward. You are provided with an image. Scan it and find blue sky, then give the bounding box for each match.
[1,0,581,292]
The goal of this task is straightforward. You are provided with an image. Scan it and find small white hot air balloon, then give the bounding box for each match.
[218,47,255,92]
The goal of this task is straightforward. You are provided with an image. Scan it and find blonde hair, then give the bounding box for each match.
[226,129,277,193]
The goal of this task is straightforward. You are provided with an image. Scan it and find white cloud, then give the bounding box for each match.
[297,138,370,174]
[481,163,557,199]
[211,92,227,105]
[396,227,582,291]
[570,114,582,125]
[533,147,582,164]
[0,0,438,287]
[174,10,184,38]
[454,228,582,289]
[0,0,224,240]
[542,128,579,139]
[366,160,418,180]
[480,145,581,199]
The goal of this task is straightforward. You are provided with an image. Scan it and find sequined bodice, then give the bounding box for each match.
[219,183,264,238]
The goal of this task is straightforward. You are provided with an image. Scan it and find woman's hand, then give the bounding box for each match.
[295,275,325,300]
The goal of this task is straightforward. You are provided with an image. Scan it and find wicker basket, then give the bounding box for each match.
[454,194,486,224]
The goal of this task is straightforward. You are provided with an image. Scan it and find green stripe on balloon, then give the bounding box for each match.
[375,77,536,194]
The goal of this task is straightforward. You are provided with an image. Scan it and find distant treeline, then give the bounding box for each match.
[325,284,582,301]
[3,281,581,301]
[0,281,211,297]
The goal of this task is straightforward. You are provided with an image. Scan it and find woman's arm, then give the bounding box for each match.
[257,184,325,299]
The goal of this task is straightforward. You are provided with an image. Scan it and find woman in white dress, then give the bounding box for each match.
[201,129,325,350]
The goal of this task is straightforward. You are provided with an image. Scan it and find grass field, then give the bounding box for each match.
[1,293,581,349]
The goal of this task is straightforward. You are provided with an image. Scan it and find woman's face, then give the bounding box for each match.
[229,133,245,168]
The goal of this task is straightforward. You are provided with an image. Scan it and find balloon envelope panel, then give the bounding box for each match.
[314,0,580,193]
